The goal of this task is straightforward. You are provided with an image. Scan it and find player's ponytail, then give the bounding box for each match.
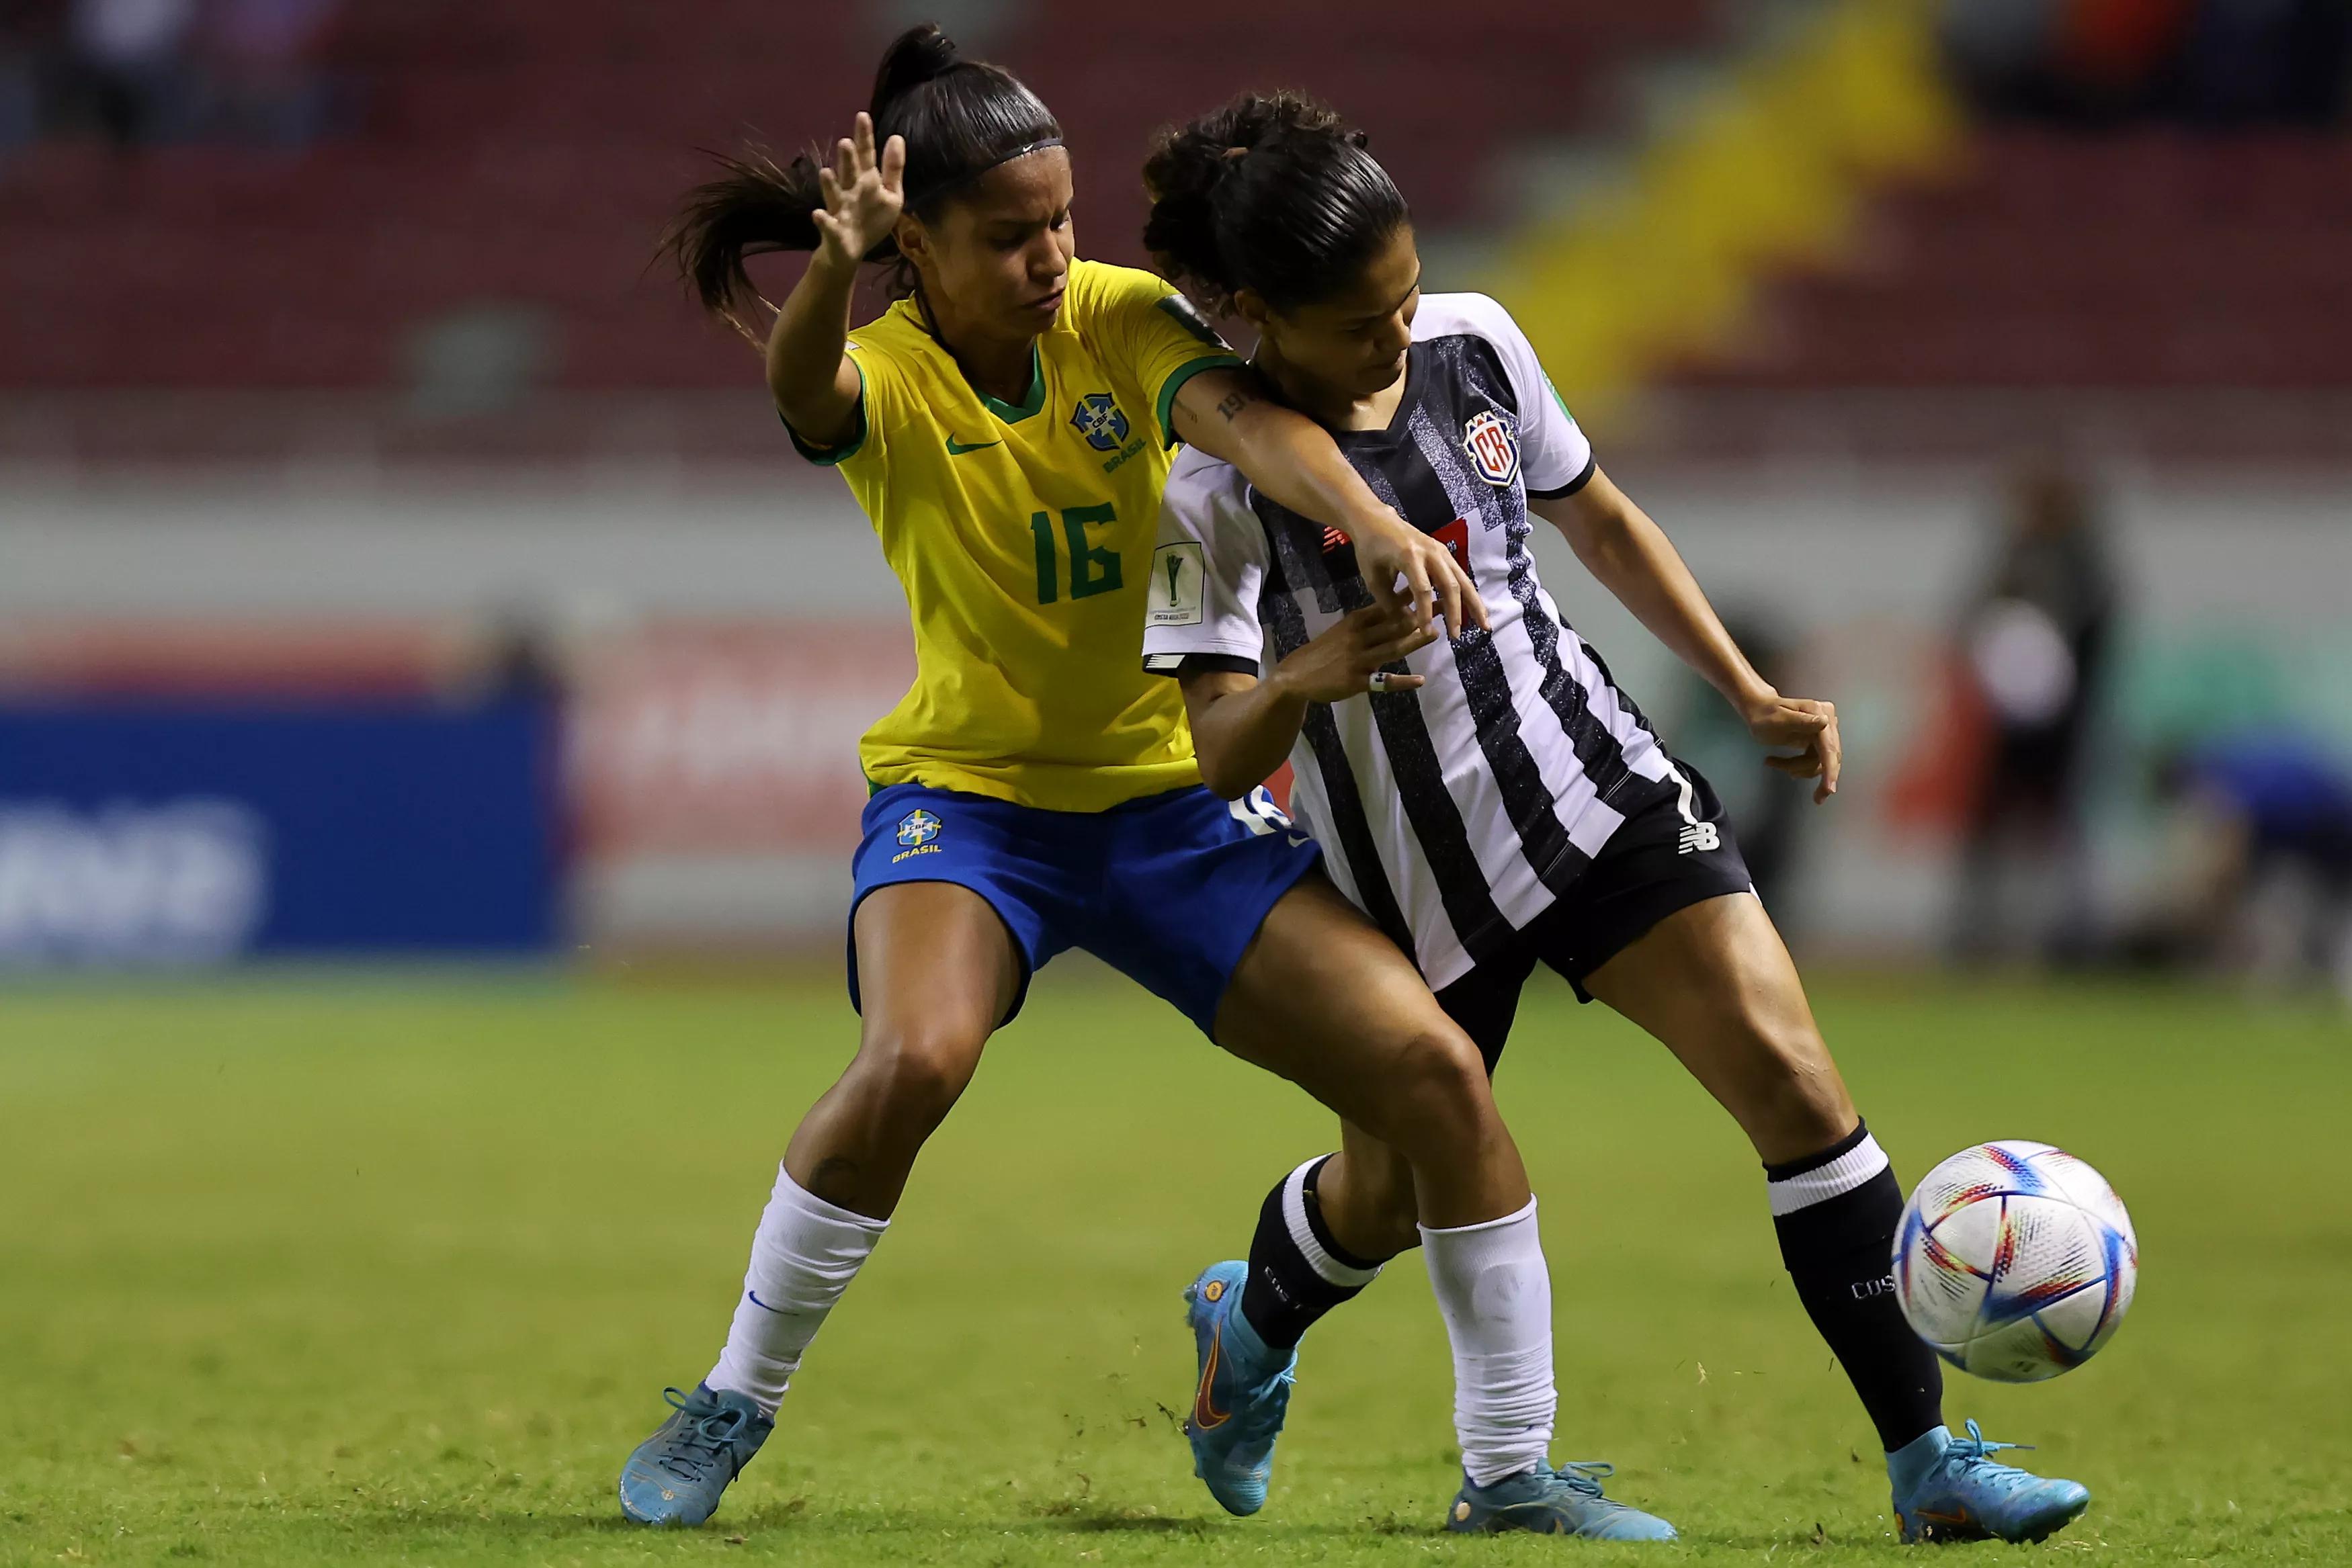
[662,23,1062,318]
[663,149,831,322]
[1143,92,1409,318]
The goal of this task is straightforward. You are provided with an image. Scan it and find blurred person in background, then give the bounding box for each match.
[198,0,339,146]
[61,0,196,148]
[14,0,343,149]
[1942,0,2351,124]
[465,609,566,707]
[2141,730,2352,1001]
[1950,460,2119,965]
[0,0,59,154]
[1666,607,1810,910]
[2179,0,2352,123]
[1940,0,2192,121]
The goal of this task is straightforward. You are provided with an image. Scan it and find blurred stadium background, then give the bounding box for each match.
[8,5,2352,1563]
[3,0,2350,986]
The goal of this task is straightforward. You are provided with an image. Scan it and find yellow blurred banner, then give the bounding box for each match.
[1485,0,1964,429]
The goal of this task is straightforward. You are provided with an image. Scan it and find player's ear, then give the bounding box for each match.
[1231,286,1273,337]
[894,212,932,272]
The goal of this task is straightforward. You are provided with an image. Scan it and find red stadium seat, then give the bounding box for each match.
[1662,128,2352,396]
[0,0,1722,394]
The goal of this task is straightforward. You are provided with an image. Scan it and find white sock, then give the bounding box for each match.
[705,1165,888,1415]
[1421,1196,1556,1487]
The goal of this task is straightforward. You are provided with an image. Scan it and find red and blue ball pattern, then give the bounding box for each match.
[1894,1140,2138,1383]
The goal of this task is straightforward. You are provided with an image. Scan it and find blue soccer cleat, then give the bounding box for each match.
[618,1383,773,1527]
[1445,1461,1679,1540]
[1181,1260,1296,1516]
[1891,1420,2091,1544]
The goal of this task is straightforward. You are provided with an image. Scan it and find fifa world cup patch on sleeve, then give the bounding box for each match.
[1149,541,1206,627]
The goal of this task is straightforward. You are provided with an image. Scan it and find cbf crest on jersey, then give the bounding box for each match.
[1462,407,1521,488]
[1070,393,1132,452]
[896,808,941,848]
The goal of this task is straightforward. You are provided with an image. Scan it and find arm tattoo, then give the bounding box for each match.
[1215,391,1250,422]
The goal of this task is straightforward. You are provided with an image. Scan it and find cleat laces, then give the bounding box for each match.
[653,1387,749,1483]
[1226,1365,1296,1448]
[1945,1419,2039,1496]
[1548,1461,1618,1497]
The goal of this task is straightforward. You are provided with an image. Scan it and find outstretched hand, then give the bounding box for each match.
[812,112,906,269]
[1355,518,1489,636]
[1746,692,1842,803]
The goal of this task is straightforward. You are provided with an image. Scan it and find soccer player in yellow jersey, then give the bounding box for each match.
[617,26,1582,1532]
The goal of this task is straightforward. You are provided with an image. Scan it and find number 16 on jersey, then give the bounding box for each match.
[1030,504,1124,605]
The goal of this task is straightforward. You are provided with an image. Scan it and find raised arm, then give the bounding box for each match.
[761,114,906,447]
[1169,369,1488,636]
[1534,468,1841,802]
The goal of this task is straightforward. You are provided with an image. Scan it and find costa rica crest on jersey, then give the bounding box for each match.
[1462,407,1520,487]
[1070,392,1132,452]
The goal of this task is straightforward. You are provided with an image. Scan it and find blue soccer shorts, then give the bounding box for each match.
[847,781,1322,1036]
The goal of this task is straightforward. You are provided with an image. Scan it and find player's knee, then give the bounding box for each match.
[855,1025,982,1133]
[1384,1021,1495,1152]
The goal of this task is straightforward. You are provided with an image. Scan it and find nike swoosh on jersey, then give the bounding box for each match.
[1191,1329,1231,1430]
[945,436,1001,455]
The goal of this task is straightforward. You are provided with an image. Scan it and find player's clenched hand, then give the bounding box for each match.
[1747,691,1841,803]
[1355,515,1490,636]
[812,112,905,270]
[1269,605,1437,705]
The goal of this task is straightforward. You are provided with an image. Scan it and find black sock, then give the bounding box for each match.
[1237,1155,1390,1350]
[1767,1120,1945,1453]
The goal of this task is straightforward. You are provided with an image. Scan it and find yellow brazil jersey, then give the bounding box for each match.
[796,259,1243,812]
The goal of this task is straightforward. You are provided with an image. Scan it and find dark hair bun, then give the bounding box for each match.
[872,23,962,117]
[662,22,1059,318]
[1143,92,1400,316]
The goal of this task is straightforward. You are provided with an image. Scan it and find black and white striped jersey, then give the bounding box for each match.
[1140,292,1681,988]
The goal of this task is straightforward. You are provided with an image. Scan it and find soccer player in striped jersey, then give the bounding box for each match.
[616,28,1597,1536]
[1139,93,2094,1546]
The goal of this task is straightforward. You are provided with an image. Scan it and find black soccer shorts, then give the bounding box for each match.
[1434,759,1756,1074]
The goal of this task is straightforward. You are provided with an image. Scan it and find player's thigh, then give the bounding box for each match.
[1579,891,1855,1162]
[848,879,1023,1089]
[1214,876,1493,1144]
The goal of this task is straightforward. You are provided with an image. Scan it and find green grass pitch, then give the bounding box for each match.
[3,967,2348,1565]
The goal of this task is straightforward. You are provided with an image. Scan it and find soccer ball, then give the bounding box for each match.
[1893,1140,2138,1383]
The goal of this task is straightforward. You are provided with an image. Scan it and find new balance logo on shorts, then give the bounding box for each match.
[1667,766,1718,855]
